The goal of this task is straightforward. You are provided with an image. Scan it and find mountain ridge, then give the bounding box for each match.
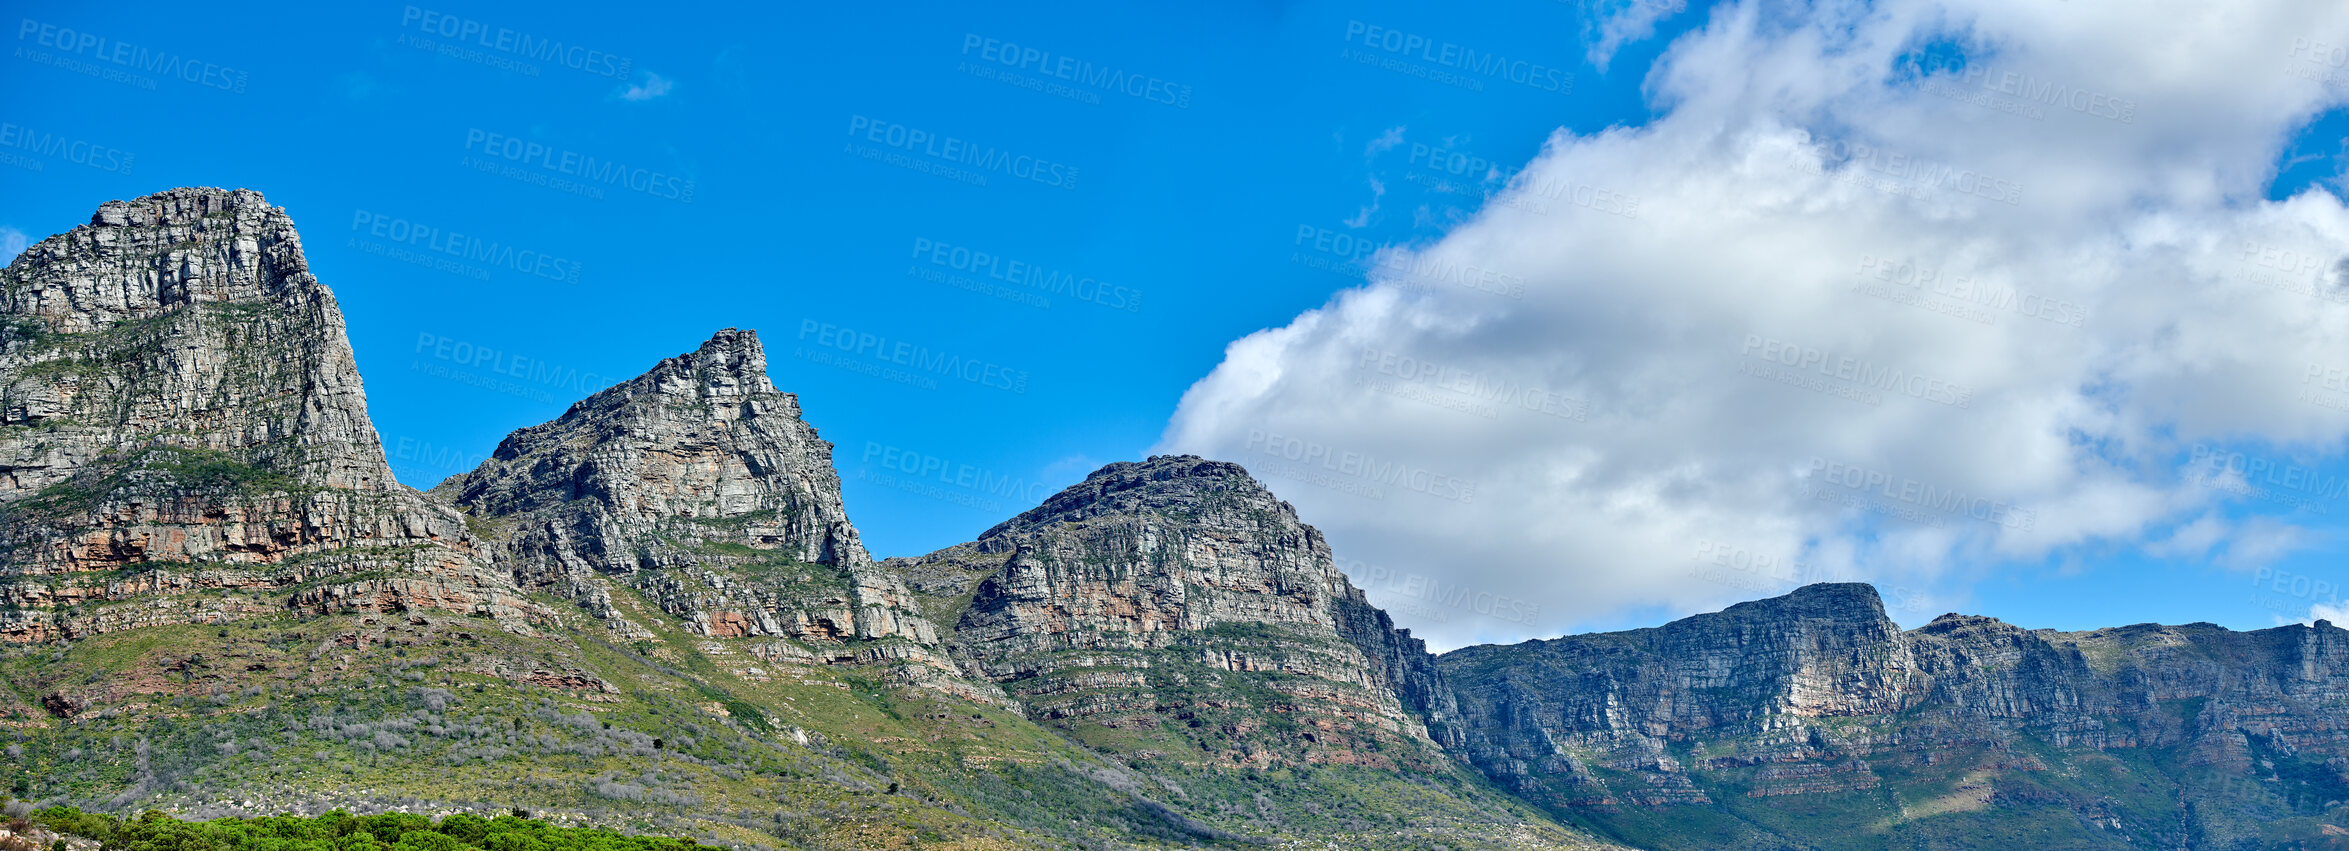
[5,187,2344,851]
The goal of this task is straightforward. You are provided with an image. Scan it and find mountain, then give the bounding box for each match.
[427,327,984,703]
[0,189,1609,851]
[886,455,1462,761]
[1441,583,2349,849]
[4,188,2345,851]
[0,188,545,643]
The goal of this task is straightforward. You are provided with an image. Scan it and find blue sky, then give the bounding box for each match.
[7,0,2349,649]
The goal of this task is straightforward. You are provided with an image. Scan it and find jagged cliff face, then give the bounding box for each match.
[1,188,391,496]
[0,189,543,641]
[888,456,1459,767]
[432,331,982,699]
[1440,583,2349,848]
[437,329,870,573]
[12,186,2348,851]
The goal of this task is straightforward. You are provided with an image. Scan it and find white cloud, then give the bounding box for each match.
[619,72,674,101]
[1159,0,2349,650]
[1344,127,1409,228]
[0,227,25,265]
[1584,0,1689,71]
[1344,176,1386,228]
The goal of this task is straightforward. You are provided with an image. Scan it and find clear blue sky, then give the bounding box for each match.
[6,0,2346,644]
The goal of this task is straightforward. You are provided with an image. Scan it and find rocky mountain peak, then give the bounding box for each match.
[575,326,781,411]
[447,328,863,567]
[1911,611,2011,635]
[9,188,309,333]
[439,329,959,673]
[0,187,543,640]
[979,453,1272,539]
[1724,581,1888,620]
[892,455,1467,764]
[2,186,395,494]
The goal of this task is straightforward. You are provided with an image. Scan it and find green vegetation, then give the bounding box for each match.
[24,807,705,851]
[0,446,307,524]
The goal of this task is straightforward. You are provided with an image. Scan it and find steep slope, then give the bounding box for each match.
[0,188,543,642]
[1440,584,2349,849]
[1,188,1614,851]
[432,329,988,702]
[876,457,1595,848]
[890,455,1459,765]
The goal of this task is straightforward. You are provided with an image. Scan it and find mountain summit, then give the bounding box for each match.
[0,188,541,641]
[5,189,2346,851]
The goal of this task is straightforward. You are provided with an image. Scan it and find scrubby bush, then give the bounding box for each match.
[30,808,704,851]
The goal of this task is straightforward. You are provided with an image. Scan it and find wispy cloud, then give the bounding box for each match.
[0,227,27,265]
[1344,176,1386,228]
[619,71,673,101]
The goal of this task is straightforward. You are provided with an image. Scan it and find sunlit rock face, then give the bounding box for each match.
[890,455,1463,767]
[0,187,545,640]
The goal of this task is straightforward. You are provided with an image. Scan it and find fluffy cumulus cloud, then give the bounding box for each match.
[1158,0,2349,650]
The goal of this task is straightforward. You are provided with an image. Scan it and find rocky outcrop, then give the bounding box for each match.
[1,188,395,497]
[433,329,989,701]
[436,328,869,574]
[1437,582,2349,845]
[890,455,1459,767]
[0,188,545,640]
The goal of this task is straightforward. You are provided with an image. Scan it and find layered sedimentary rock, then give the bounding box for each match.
[433,330,987,700]
[1439,582,2349,845]
[888,455,1459,766]
[0,188,542,640]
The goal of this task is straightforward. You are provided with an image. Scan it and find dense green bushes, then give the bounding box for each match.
[27,807,706,851]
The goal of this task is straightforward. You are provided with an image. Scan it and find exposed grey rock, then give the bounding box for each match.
[435,329,993,701]
[1438,581,2349,842]
[891,455,1460,767]
[0,187,547,640]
